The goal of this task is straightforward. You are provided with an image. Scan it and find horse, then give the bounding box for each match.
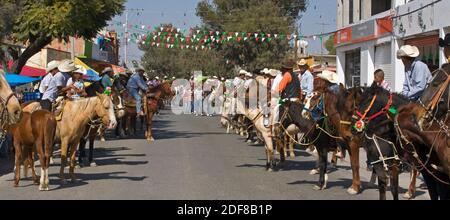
[7,110,56,191]
[0,70,22,127]
[396,102,450,200]
[143,82,175,141]
[22,94,117,183]
[78,83,126,167]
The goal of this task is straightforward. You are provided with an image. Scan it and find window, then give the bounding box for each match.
[345,49,361,88]
[349,0,354,24]
[371,0,391,16]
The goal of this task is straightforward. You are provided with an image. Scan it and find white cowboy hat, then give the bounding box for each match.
[213,76,218,79]
[239,69,248,76]
[46,60,61,73]
[245,72,253,77]
[397,45,420,59]
[73,65,87,75]
[155,76,160,80]
[297,59,308,66]
[58,60,76,73]
[261,68,270,75]
[102,67,114,74]
[317,70,339,84]
[269,69,279,77]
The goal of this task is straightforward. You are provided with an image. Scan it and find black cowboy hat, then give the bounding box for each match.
[439,33,450,47]
[281,59,295,70]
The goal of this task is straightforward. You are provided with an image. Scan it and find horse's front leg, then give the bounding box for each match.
[373,164,388,200]
[390,163,399,200]
[347,137,361,195]
[59,139,69,184]
[314,146,328,190]
[146,112,155,141]
[88,134,97,167]
[404,167,418,199]
[68,142,79,183]
[13,143,22,187]
[78,138,87,166]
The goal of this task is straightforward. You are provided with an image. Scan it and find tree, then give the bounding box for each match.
[325,35,336,55]
[196,0,308,70]
[0,0,125,74]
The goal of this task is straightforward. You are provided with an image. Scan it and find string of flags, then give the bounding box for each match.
[108,22,333,47]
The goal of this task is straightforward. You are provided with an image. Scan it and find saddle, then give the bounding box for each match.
[53,97,65,121]
[122,92,137,107]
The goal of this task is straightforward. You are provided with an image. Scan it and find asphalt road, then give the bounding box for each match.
[0,110,430,200]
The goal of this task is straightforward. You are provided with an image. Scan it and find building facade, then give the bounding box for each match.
[335,0,449,92]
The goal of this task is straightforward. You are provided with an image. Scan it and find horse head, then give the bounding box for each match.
[111,90,126,119]
[161,82,175,97]
[95,92,117,129]
[0,71,22,124]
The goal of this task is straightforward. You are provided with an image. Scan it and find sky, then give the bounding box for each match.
[110,0,337,66]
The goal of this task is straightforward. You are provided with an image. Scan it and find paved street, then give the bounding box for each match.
[0,110,430,200]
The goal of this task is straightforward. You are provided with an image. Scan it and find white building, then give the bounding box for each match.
[335,0,450,92]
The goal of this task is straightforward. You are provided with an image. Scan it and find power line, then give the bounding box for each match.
[391,0,442,19]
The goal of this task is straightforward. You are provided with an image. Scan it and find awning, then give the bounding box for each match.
[1,60,46,77]
[5,73,40,87]
[75,57,126,81]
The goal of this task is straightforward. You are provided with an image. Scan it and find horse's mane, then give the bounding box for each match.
[86,81,105,97]
[361,83,410,106]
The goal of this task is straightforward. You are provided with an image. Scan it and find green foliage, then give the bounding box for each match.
[1,0,125,73]
[325,35,336,55]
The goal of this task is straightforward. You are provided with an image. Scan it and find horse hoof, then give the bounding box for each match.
[313,185,324,191]
[290,154,295,159]
[147,138,155,142]
[49,158,55,165]
[403,192,414,200]
[309,169,319,175]
[266,168,273,172]
[347,187,359,195]
[101,138,106,142]
[90,162,97,167]
[246,139,253,144]
[274,151,280,155]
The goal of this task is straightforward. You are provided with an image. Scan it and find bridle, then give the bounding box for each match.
[354,93,394,132]
[0,93,17,144]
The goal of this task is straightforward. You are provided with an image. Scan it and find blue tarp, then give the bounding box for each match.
[85,69,101,81]
[5,73,40,87]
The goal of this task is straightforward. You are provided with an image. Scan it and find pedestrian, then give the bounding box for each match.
[397,45,432,101]
[194,86,203,116]
[373,69,391,92]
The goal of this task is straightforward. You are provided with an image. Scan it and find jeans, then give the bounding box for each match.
[40,99,52,111]
[194,99,202,114]
[129,88,142,113]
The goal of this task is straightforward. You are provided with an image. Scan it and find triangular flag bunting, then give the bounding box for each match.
[274,34,278,38]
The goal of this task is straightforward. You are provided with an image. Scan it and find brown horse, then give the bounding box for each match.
[7,110,56,191]
[396,103,450,199]
[0,70,22,126]
[143,82,174,141]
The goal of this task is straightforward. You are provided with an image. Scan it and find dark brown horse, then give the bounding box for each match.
[7,110,56,191]
[396,102,450,200]
[143,82,174,141]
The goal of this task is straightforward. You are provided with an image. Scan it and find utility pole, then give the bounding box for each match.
[123,8,144,67]
[315,21,331,65]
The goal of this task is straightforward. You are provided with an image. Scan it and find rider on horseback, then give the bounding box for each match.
[127,67,149,116]
[397,45,432,101]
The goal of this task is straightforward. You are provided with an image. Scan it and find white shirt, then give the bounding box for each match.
[233,77,244,87]
[39,73,53,93]
[271,73,283,92]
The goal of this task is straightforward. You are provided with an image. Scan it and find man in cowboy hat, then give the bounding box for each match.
[244,71,254,89]
[439,33,450,64]
[397,45,432,101]
[297,59,314,100]
[101,67,115,91]
[40,59,76,111]
[127,67,149,116]
[39,60,60,94]
[233,69,247,87]
[276,59,300,101]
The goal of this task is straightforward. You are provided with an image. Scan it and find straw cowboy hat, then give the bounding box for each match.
[58,60,76,73]
[281,59,295,70]
[269,69,279,77]
[397,45,420,59]
[102,67,114,74]
[46,60,61,73]
[261,68,270,75]
[439,33,450,47]
[239,69,248,76]
[317,70,339,84]
[73,65,87,75]
[297,59,308,66]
